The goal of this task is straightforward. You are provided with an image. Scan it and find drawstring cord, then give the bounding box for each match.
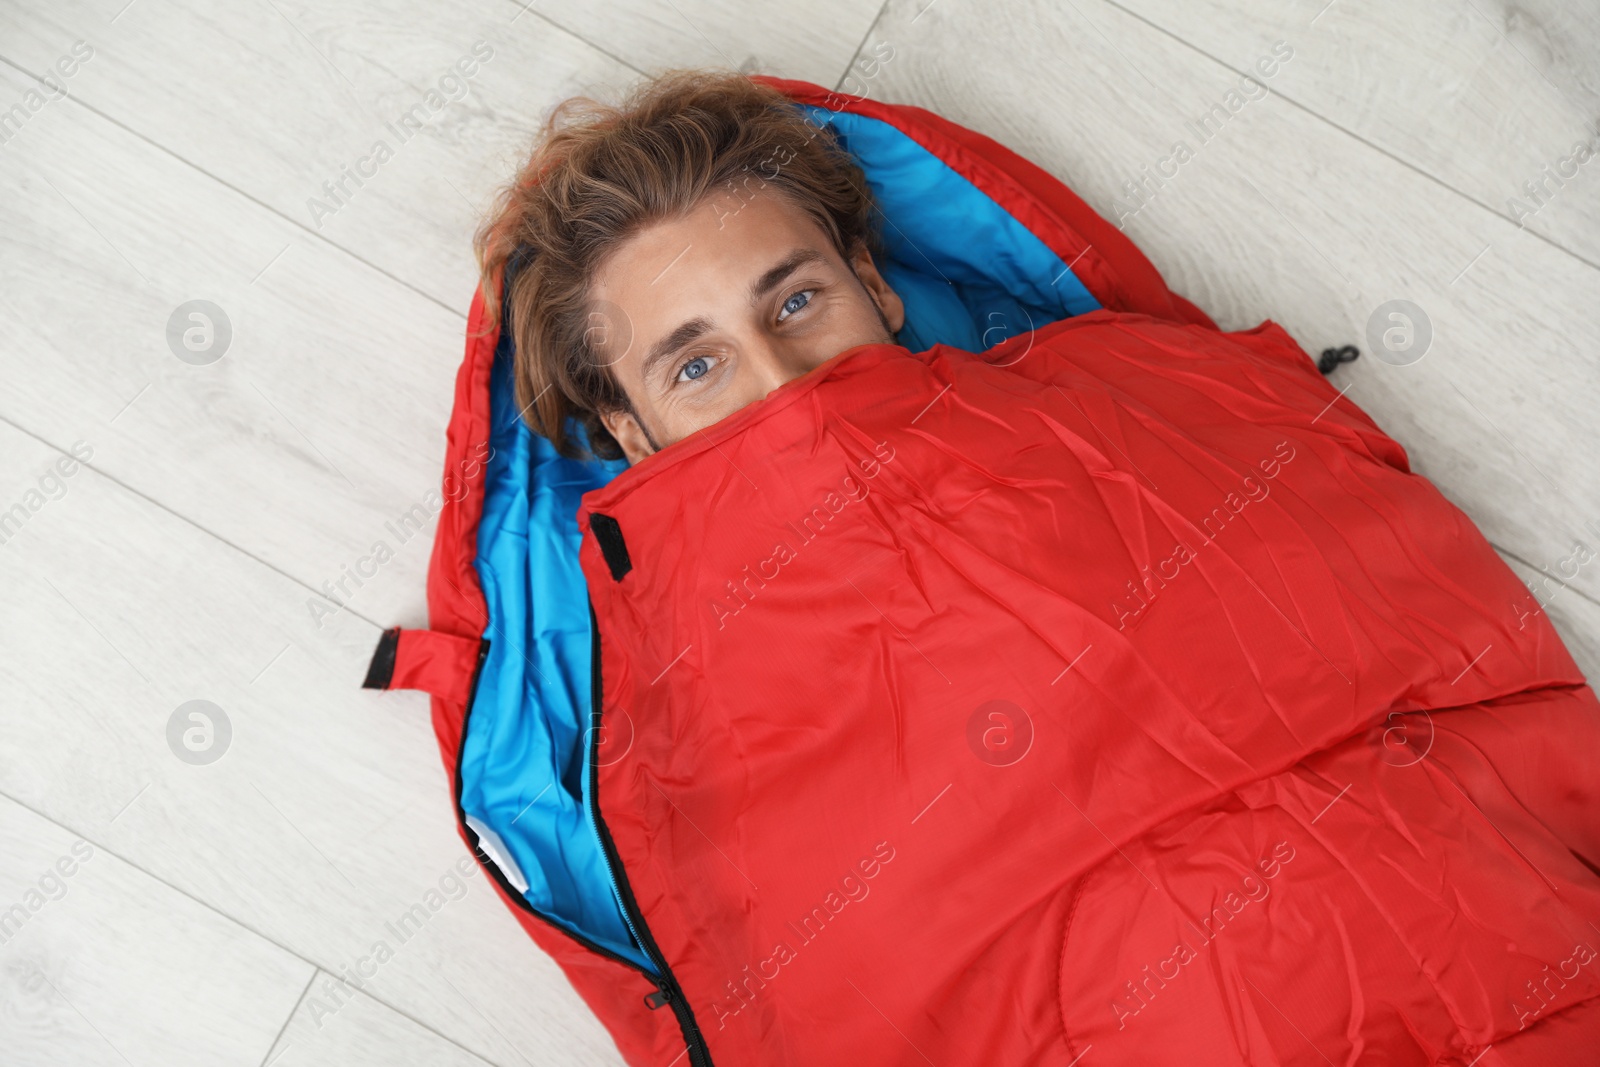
[1318,345,1360,375]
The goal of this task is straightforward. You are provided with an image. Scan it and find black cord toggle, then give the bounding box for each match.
[1317,344,1360,375]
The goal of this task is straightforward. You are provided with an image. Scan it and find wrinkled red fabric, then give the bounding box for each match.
[577,310,1600,1065]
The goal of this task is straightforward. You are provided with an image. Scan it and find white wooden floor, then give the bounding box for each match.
[1,1,1597,1064]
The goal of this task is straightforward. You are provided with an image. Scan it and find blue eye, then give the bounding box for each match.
[679,355,711,382]
[778,289,814,321]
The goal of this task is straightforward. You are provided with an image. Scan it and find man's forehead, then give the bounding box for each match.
[589,196,843,373]
[599,190,833,297]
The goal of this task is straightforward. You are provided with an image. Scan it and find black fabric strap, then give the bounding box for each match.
[362,627,401,689]
[590,513,633,582]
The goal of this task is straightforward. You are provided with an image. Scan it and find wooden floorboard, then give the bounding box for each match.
[260,970,499,1067]
[0,57,462,631]
[0,793,313,1066]
[1113,0,1600,267]
[0,421,620,1064]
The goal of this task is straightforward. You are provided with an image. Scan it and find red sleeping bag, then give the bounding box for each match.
[371,76,1600,1065]
[578,310,1600,1065]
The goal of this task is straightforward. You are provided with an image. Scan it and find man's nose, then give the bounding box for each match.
[746,341,814,398]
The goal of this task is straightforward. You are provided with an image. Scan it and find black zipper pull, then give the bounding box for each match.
[644,985,671,1010]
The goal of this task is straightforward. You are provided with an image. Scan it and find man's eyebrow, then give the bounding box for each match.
[748,247,829,304]
[639,316,714,386]
[637,248,832,387]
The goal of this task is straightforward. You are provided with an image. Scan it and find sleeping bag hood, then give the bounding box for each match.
[365,76,1600,1066]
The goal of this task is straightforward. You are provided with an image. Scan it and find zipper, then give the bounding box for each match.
[586,594,714,1066]
[448,615,713,1065]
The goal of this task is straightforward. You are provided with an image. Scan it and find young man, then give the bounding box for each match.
[476,69,904,465]
[472,69,1600,1067]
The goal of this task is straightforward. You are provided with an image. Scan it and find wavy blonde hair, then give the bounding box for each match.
[473,69,884,461]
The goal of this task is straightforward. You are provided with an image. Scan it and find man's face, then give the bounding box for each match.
[591,189,905,464]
